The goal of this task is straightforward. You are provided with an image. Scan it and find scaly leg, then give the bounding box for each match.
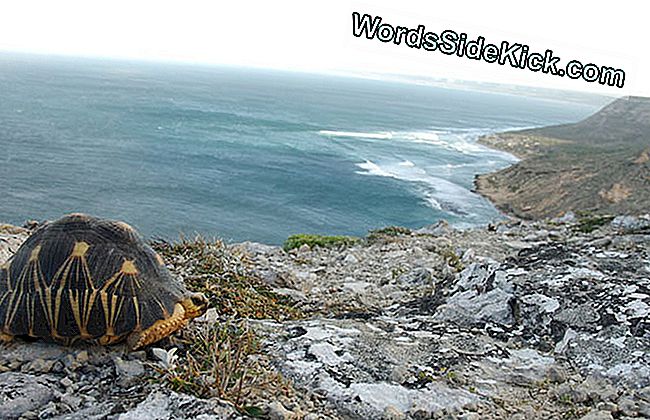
[128,303,188,350]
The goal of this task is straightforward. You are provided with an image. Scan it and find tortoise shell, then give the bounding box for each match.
[0,214,207,348]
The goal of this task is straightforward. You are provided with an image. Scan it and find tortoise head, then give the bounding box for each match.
[180,292,209,319]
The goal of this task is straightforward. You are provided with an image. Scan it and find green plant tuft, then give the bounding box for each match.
[439,247,465,272]
[282,234,359,252]
[573,214,614,233]
[368,226,412,241]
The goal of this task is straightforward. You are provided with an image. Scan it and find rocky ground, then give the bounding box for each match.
[1,213,650,419]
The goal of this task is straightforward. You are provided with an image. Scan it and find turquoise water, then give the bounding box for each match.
[0,54,597,244]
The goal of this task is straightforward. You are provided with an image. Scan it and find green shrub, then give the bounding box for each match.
[574,214,614,233]
[283,234,359,252]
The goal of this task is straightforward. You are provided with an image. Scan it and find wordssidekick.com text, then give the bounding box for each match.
[352,12,625,88]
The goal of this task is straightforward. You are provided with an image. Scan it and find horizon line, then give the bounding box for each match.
[0,49,620,104]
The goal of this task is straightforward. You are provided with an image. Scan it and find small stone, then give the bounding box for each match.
[267,401,295,420]
[546,366,566,384]
[389,364,410,384]
[39,401,58,417]
[343,253,359,265]
[618,397,638,416]
[60,377,73,387]
[638,401,650,417]
[590,237,612,247]
[20,410,38,420]
[298,244,311,253]
[273,288,307,302]
[23,358,55,373]
[129,351,148,361]
[579,409,613,420]
[596,402,618,412]
[382,405,405,420]
[398,267,433,285]
[464,402,479,412]
[114,357,145,379]
[555,211,576,224]
[76,350,90,365]
[61,393,83,410]
[639,386,650,402]
[62,354,77,369]
[195,307,219,324]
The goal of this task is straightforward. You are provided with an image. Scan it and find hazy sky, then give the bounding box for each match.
[0,0,646,96]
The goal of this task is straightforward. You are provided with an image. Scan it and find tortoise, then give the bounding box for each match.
[0,213,208,349]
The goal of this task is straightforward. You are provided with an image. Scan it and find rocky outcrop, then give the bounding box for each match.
[1,215,650,418]
[240,215,650,418]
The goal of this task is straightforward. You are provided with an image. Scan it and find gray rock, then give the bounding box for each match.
[233,241,279,256]
[638,400,650,417]
[579,409,614,420]
[435,288,515,326]
[523,229,549,242]
[22,358,56,373]
[267,401,295,420]
[118,389,236,419]
[455,262,495,292]
[554,304,600,329]
[61,393,83,410]
[114,357,145,380]
[415,220,453,236]
[0,232,28,264]
[382,405,405,420]
[553,211,576,224]
[397,267,433,285]
[273,288,307,302]
[617,397,639,416]
[343,253,359,265]
[0,372,57,419]
[610,215,650,232]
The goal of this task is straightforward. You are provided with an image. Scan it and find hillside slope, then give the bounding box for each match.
[476,96,650,219]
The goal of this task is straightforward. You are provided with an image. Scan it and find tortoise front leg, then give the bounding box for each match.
[128,303,189,350]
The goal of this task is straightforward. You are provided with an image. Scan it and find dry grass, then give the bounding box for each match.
[150,236,301,413]
[154,319,294,415]
[152,236,301,320]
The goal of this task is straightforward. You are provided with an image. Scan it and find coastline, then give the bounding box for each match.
[473,132,539,220]
[471,96,650,220]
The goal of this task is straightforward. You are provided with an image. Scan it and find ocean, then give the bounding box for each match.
[0,54,598,244]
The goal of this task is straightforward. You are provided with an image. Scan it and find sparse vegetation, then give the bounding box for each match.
[573,214,614,233]
[150,237,304,413]
[153,236,301,320]
[368,226,412,241]
[391,265,408,280]
[155,320,293,414]
[282,234,359,252]
[440,246,465,272]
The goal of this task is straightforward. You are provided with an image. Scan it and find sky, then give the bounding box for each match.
[0,0,646,97]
